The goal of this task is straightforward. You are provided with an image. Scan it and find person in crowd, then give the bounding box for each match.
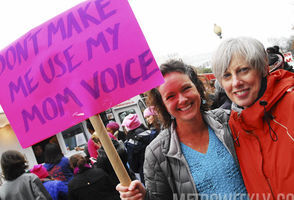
[86,119,101,160]
[143,106,161,139]
[117,60,247,199]
[107,130,117,140]
[211,36,294,198]
[68,154,120,200]
[94,139,136,186]
[88,133,102,163]
[30,164,68,200]
[43,143,73,183]
[0,150,52,200]
[266,45,294,72]
[122,114,152,185]
[106,121,125,141]
[33,144,45,164]
[211,80,232,110]
[267,50,285,73]
[86,119,116,162]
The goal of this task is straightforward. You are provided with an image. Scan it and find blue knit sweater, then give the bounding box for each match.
[181,126,248,200]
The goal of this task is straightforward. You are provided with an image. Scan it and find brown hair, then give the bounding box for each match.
[1,150,28,180]
[91,133,100,144]
[69,154,87,170]
[146,59,210,128]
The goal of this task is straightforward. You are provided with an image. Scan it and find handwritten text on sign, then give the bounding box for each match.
[0,0,164,148]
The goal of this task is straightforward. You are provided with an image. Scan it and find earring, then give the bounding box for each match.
[201,98,207,105]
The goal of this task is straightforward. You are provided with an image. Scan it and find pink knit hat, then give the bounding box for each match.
[122,114,141,131]
[106,121,120,131]
[30,164,49,179]
[143,106,156,118]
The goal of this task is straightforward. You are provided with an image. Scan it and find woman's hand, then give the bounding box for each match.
[116,180,146,200]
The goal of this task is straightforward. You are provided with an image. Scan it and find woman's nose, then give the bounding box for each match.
[178,94,188,104]
[232,75,242,87]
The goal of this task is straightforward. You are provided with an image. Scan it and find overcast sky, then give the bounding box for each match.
[0,0,293,64]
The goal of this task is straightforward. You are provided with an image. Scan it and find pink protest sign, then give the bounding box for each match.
[0,0,164,148]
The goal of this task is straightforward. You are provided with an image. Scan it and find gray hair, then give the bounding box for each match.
[211,37,268,83]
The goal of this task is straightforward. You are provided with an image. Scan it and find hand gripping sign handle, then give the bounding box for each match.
[89,114,131,186]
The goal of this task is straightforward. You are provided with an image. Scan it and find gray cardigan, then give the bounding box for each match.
[143,109,238,200]
[0,173,52,200]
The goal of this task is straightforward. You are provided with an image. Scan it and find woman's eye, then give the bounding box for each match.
[183,86,192,91]
[166,95,174,100]
[240,67,249,73]
[223,73,231,79]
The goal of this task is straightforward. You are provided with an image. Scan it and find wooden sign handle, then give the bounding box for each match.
[89,114,131,186]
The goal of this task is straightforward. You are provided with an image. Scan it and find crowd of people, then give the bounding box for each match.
[0,36,293,200]
[0,111,159,199]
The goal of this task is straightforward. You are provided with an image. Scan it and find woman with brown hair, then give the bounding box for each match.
[0,150,52,200]
[117,60,247,200]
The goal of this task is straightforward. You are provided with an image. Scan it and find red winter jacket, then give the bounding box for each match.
[229,70,294,199]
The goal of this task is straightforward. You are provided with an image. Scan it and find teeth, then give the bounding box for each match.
[179,104,191,111]
[235,90,246,95]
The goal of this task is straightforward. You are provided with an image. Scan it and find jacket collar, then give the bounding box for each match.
[164,122,182,158]
[164,111,230,158]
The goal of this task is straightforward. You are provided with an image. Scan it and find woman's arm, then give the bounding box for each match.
[143,146,174,200]
[31,175,53,200]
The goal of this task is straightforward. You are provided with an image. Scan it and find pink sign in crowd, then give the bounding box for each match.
[0,0,164,148]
